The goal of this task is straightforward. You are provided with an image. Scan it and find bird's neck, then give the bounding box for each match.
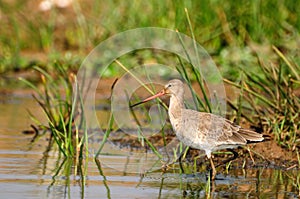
[168,95,184,120]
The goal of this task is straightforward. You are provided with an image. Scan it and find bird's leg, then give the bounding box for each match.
[209,157,217,180]
[216,149,239,168]
[246,147,255,165]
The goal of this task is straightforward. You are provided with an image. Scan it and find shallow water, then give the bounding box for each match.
[0,90,299,198]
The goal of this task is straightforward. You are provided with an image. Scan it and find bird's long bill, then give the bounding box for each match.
[130,89,165,108]
[142,89,165,102]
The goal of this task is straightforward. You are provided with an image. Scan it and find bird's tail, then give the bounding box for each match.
[239,128,265,142]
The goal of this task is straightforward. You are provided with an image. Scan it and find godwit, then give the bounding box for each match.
[138,79,264,180]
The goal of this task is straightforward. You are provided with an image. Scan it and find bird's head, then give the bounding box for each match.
[163,79,184,97]
[139,79,184,103]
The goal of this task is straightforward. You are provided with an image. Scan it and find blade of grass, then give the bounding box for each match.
[224,78,278,110]
[95,113,114,157]
[138,127,162,159]
[184,8,212,112]
[273,45,300,80]
[176,55,205,111]
[236,74,244,124]
[114,59,168,109]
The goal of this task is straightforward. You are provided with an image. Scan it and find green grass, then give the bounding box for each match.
[225,47,300,150]
[20,63,88,158]
[0,1,299,75]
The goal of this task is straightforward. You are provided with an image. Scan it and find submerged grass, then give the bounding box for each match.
[48,155,89,198]
[20,63,90,197]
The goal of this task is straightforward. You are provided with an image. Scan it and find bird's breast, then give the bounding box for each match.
[169,114,214,151]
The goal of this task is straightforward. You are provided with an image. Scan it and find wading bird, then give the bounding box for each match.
[134,79,264,180]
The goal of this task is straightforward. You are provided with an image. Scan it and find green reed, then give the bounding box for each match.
[225,47,300,150]
[20,63,88,158]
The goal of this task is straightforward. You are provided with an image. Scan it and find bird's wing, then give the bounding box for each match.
[216,119,247,144]
[183,111,262,145]
[224,119,264,142]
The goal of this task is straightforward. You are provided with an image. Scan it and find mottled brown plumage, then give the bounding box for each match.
[142,79,264,179]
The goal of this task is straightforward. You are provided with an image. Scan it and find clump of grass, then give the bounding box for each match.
[225,46,300,150]
[1,1,300,74]
[20,62,88,158]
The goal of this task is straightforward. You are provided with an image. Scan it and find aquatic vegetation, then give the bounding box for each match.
[20,63,88,158]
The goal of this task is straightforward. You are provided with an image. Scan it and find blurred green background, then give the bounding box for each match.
[0,0,299,78]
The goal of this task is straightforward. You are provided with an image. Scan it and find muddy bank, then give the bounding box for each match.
[107,124,298,171]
